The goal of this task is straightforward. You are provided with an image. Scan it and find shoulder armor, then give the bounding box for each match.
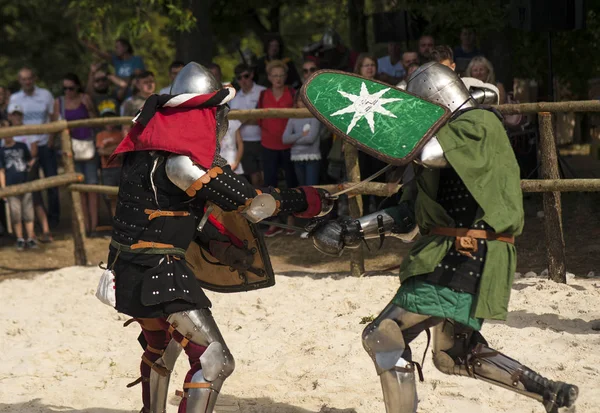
[165,155,207,192]
[418,137,449,168]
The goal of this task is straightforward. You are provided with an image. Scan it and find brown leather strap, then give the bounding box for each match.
[144,209,191,221]
[183,382,213,389]
[430,227,515,244]
[123,318,137,327]
[175,390,187,399]
[141,355,170,377]
[131,241,176,250]
[146,345,165,355]
[180,337,190,348]
[126,376,149,388]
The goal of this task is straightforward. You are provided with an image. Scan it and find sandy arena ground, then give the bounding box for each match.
[0,265,599,413]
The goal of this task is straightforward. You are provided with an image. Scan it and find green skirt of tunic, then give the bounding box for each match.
[392,276,484,331]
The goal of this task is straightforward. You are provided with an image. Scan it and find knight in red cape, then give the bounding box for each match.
[105,62,332,413]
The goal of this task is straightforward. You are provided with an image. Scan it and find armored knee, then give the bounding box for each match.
[362,318,406,374]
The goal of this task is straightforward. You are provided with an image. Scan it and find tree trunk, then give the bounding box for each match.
[538,113,567,283]
[268,5,281,33]
[348,0,367,52]
[175,0,215,65]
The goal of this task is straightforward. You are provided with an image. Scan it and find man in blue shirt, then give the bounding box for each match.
[83,38,145,81]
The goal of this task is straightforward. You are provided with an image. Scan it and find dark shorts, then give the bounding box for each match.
[241,141,263,175]
[75,159,99,185]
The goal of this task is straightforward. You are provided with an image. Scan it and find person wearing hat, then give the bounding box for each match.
[0,103,39,250]
[95,101,123,216]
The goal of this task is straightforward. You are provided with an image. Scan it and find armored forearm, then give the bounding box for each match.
[165,155,332,222]
[347,202,418,244]
[311,201,418,256]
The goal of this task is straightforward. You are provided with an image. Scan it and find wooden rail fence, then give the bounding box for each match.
[2,102,600,282]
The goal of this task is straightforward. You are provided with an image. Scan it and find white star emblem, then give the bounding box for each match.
[331,82,402,134]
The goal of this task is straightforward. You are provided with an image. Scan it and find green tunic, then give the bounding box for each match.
[391,109,524,325]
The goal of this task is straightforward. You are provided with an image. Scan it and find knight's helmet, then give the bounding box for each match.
[170,62,230,140]
[406,61,475,114]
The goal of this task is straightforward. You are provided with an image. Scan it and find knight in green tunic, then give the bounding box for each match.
[309,62,578,413]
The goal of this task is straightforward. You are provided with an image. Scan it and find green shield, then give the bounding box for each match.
[301,70,450,165]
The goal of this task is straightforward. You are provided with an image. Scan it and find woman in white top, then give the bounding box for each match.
[282,94,322,186]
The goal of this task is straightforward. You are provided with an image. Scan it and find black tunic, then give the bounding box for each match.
[419,167,488,294]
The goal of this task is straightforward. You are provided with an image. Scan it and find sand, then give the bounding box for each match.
[0,266,599,413]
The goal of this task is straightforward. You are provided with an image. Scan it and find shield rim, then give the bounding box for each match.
[300,69,451,166]
[188,217,276,294]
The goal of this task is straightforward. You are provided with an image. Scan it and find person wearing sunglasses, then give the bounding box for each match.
[301,59,319,83]
[55,73,99,236]
[86,62,128,118]
[229,63,266,187]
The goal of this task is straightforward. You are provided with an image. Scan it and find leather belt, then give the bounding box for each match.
[144,209,190,221]
[110,239,187,256]
[430,226,514,258]
[430,227,515,244]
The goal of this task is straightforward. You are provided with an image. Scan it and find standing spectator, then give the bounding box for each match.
[354,54,387,213]
[159,61,185,94]
[301,59,318,84]
[377,41,406,85]
[95,105,123,216]
[255,35,301,89]
[402,51,419,71]
[86,63,128,114]
[229,63,266,186]
[0,118,38,250]
[282,93,322,186]
[431,45,456,71]
[6,104,52,242]
[454,26,481,74]
[83,38,145,81]
[396,63,420,89]
[257,60,297,236]
[300,59,333,184]
[121,70,156,134]
[418,34,435,63]
[219,120,244,175]
[9,67,59,229]
[207,63,232,87]
[466,56,506,104]
[0,86,8,122]
[55,73,99,236]
[355,53,378,80]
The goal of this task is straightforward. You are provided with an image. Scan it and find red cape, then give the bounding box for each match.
[110,106,219,169]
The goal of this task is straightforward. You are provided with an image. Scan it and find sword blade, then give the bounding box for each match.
[330,164,394,197]
[258,220,306,233]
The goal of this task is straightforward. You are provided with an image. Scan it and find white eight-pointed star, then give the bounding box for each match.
[330,82,402,134]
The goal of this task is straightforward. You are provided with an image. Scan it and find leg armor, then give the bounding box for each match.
[432,320,579,413]
[135,318,183,413]
[361,303,443,413]
[166,309,235,413]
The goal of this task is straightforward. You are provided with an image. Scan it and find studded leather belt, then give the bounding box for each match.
[430,227,515,258]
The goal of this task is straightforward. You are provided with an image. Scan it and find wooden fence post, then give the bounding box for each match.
[538,113,567,283]
[60,129,88,266]
[343,144,365,277]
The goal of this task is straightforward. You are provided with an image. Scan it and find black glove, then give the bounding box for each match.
[208,240,254,270]
[307,217,363,257]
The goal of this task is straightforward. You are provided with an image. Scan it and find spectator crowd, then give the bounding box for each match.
[0,26,512,248]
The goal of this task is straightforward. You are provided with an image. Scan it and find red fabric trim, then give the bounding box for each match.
[109,107,218,169]
[206,214,244,248]
[294,186,322,218]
